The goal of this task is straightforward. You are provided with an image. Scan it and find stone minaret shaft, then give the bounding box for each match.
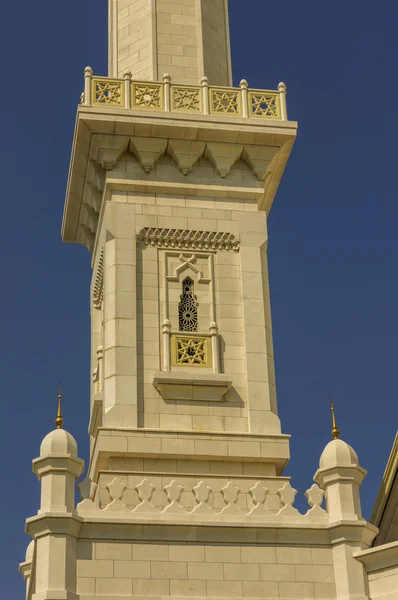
[108,0,232,85]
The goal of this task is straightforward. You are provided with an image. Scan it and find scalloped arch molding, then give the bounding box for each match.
[91,135,279,181]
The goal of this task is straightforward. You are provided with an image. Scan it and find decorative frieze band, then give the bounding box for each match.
[137,228,240,252]
[93,247,104,309]
[77,476,328,524]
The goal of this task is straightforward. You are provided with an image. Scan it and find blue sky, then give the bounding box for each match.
[1,1,397,597]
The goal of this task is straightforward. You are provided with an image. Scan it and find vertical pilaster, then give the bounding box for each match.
[239,212,281,435]
[332,543,371,600]
[34,534,78,600]
[103,202,138,428]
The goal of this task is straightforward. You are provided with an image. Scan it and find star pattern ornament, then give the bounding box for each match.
[133,84,162,109]
[94,81,122,105]
[250,92,278,117]
[177,337,206,365]
[172,87,201,112]
[211,89,240,114]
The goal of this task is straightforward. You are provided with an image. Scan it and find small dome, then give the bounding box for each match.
[319,438,359,470]
[25,540,34,563]
[40,428,78,457]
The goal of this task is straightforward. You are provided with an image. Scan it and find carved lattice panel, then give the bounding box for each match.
[249,91,279,118]
[210,88,241,115]
[178,278,198,332]
[171,334,211,368]
[132,83,163,110]
[171,86,201,112]
[93,79,123,105]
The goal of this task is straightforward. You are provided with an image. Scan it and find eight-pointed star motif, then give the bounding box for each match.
[95,82,122,105]
[173,88,200,111]
[177,337,206,365]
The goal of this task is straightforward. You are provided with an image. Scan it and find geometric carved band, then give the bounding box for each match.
[137,228,240,252]
[93,247,104,309]
[77,477,328,523]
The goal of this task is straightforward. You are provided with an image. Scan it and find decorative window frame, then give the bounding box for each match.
[161,250,220,374]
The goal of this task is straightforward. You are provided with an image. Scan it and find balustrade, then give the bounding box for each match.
[81,68,288,121]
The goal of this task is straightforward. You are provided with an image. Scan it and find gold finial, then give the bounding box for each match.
[56,382,64,429]
[330,396,340,439]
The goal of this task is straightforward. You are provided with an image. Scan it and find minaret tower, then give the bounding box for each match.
[22,4,381,600]
[63,0,297,450]
[61,0,299,533]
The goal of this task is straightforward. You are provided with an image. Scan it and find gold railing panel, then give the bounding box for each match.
[92,78,124,106]
[132,82,163,110]
[171,85,202,112]
[209,87,241,116]
[248,90,280,119]
[84,71,286,120]
[171,334,212,368]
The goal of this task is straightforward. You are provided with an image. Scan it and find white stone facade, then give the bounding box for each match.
[108,0,232,85]
[20,1,398,600]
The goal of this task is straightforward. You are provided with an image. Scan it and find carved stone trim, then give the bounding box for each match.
[93,248,104,309]
[77,475,328,524]
[137,228,240,252]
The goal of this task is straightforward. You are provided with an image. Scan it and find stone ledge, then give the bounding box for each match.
[153,371,232,402]
[353,539,398,572]
[89,429,291,480]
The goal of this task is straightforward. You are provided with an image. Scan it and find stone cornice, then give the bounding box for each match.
[25,513,82,538]
[62,107,296,251]
[89,428,291,483]
[354,539,398,572]
[327,520,378,546]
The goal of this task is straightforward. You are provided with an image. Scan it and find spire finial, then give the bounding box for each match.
[56,382,64,429]
[330,396,340,439]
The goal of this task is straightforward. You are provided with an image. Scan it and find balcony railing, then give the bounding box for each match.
[81,67,288,121]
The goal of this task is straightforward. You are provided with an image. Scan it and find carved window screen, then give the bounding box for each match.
[178,278,198,332]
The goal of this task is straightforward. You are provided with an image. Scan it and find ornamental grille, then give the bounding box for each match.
[176,337,206,366]
[178,278,198,332]
[93,79,123,105]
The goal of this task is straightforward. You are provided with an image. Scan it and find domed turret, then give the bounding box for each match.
[314,398,366,522]
[40,428,78,457]
[25,540,34,563]
[32,391,84,514]
[319,438,359,470]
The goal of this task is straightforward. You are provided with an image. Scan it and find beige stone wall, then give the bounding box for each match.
[76,540,335,598]
[368,565,398,600]
[201,0,231,86]
[94,154,277,435]
[113,0,155,80]
[156,0,200,85]
[109,0,232,85]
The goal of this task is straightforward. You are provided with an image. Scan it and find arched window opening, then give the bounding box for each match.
[178,277,198,332]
